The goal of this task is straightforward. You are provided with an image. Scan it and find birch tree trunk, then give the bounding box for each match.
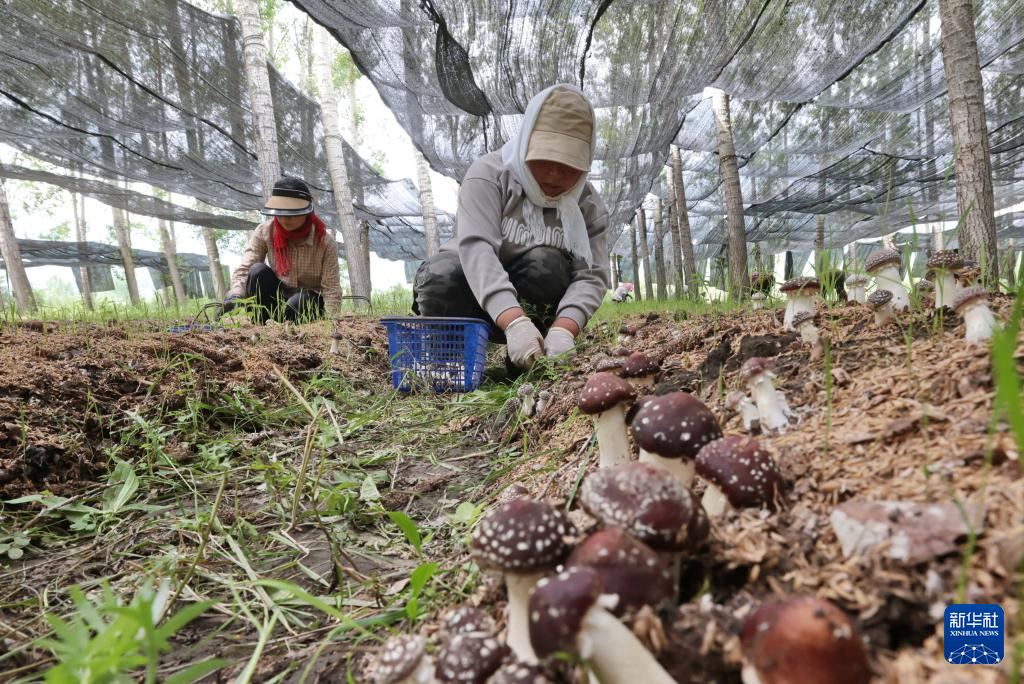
[315,28,370,301]
[653,197,667,301]
[610,253,619,289]
[158,218,187,304]
[815,215,825,272]
[710,89,749,298]
[0,179,34,311]
[670,145,699,298]
[359,224,373,294]
[111,205,141,306]
[415,148,440,258]
[630,221,641,302]
[637,208,653,301]
[237,0,282,201]
[201,227,228,299]
[71,188,93,310]
[665,176,684,297]
[938,0,998,283]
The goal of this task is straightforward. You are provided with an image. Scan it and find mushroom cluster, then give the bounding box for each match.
[925,249,963,310]
[953,286,997,342]
[867,289,894,326]
[628,392,723,486]
[845,274,868,304]
[739,357,792,432]
[779,277,820,330]
[864,249,909,311]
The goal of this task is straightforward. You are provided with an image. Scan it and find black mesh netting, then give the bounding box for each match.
[291,0,1024,260]
[0,0,451,264]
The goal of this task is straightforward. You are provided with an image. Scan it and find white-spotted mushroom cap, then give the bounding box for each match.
[374,635,428,684]
[527,566,603,660]
[952,285,989,314]
[611,346,632,357]
[917,278,934,292]
[443,605,495,637]
[864,249,901,274]
[778,277,820,294]
[580,462,708,552]
[619,323,637,337]
[695,436,782,510]
[488,662,553,684]
[752,292,767,301]
[595,357,625,374]
[621,351,660,380]
[516,383,535,399]
[790,311,817,328]
[926,249,963,276]
[955,260,980,286]
[435,632,510,684]
[739,357,774,384]
[866,289,893,310]
[740,596,870,684]
[577,372,637,415]
[566,528,673,616]
[845,274,869,288]
[725,390,748,411]
[628,392,723,460]
[537,389,552,402]
[470,498,576,573]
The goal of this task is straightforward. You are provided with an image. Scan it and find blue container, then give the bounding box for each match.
[380,317,490,393]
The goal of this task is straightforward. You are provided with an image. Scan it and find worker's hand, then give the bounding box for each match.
[504,316,544,369]
[544,326,576,357]
[220,295,240,315]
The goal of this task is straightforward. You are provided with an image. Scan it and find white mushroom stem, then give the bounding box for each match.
[848,284,866,304]
[752,299,764,311]
[594,404,631,468]
[782,295,815,330]
[535,395,549,415]
[577,601,676,684]
[872,266,910,311]
[797,321,819,346]
[638,449,695,487]
[934,273,958,309]
[748,373,790,432]
[505,571,546,663]
[873,302,894,326]
[701,483,730,517]
[520,395,535,418]
[617,334,633,345]
[329,339,341,354]
[962,300,997,343]
[736,396,760,432]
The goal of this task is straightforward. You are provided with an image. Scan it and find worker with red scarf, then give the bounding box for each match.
[224,176,342,323]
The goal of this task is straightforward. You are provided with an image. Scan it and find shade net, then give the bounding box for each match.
[0,0,449,263]
[292,0,1024,258]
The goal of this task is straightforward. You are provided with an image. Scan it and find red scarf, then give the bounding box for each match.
[272,213,326,277]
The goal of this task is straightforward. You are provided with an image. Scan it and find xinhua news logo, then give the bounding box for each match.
[944,604,1004,665]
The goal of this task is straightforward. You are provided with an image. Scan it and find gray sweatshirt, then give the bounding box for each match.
[441,150,610,329]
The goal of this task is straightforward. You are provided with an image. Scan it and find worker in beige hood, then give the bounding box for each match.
[412,84,610,368]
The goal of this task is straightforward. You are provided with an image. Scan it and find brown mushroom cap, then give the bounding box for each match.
[751,292,767,301]
[740,596,870,684]
[577,372,637,415]
[952,285,988,314]
[739,356,774,384]
[375,635,427,684]
[566,528,673,616]
[470,498,576,574]
[917,278,935,291]
[330,331,344,340]
[435,632,510,684]
[488,662,553,684]
[621,351,660,379]
[926,249,964,274]
[527,566,603,660]
[779,277,820,294]
[595,357,625,374]
[791,311,817,328]
[845,274,869,287]
[695,436,782,509]
[629,392,723,460]
[611,346,632,357]
[866,289,893,309]
[443,605,495,637]
[580,462,708,552]
[864,248,901,273]
[619,323,638,336]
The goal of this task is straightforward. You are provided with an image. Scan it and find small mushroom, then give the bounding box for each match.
[954,260,980,289]
[617,324,637,345]
[620,351,660,390]
[566,528,674,616]
[470,498,576,663]
[953,286,997,343]
[695,436,782,516]
[611,346,632,357]
[578,373,637,468]
[443,605,496,638]
[751,292,767,311]
[725,390,760,434]
[517,383,536,418]
[374,635,434,684]
[867,289,894,326]
[740,357,791,432]
[534,389,552,415]
[926,250,964,310]
[778,277,820,330]
[595,357,625,374]
[864,249,909,311]
[488,662,553,684]
[435,632,510,684]
[329,331,343,355]
[528,567,675,684]
[740,596,870,684]
[791,311,819,347]
[628,392,723,487]
[844,275,868,304]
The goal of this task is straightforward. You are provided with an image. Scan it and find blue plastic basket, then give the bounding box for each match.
[380,317,490,393]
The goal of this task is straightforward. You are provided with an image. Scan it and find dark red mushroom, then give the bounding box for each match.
[435,632,510,684]
[566,528,673,616]
[578,372,637,468]
[628,392,723,487]
[695,436,783,516]
[373,635,432,684]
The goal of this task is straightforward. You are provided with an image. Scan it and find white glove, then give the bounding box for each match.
[544,326,576,357]
[504,316,544,368]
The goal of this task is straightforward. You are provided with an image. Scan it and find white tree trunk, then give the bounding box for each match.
[670,145,699,298]
[237,0,282,202]
[664,175,684,297]
[637,208,653,300]
[111,204,141,306]
[710,89,749,298]
[315,27,370,301]
[158,218,187,304]
[71,188,93,310]
[938,0,998,283]
[653,196,667,301]
[630,220,641,302]
[0,179,34,311]
[201,227,228,299]
[415,148,440,259]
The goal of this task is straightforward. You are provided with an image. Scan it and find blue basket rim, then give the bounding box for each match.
[380,316,490,326]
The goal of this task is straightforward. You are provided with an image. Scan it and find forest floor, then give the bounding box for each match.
[0,294,1022,683]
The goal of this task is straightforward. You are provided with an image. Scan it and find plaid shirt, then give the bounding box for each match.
[228,219,343,312]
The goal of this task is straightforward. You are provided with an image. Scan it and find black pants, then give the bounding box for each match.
[245,263,324,324]
[412,246,572,341]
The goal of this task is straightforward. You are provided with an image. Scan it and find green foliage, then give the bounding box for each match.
[41,220,72,241]
[387,510,423,555]
[0,531,31,560]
